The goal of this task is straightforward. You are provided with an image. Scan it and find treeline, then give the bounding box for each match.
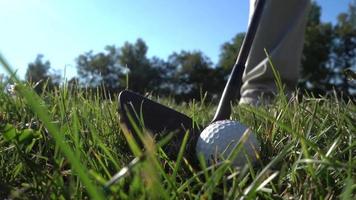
[24,2,355,101]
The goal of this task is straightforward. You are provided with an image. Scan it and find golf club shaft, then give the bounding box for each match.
[104,155,143,189]
[212,0,266,122]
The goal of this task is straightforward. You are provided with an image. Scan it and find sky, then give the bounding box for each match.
[0,0,353,80]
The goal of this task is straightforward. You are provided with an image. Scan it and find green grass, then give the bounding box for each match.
[1,56,355,199]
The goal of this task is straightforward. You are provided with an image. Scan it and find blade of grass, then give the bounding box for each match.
[0,53,105,199]
[172,130,190,180]
[242,143,293,199]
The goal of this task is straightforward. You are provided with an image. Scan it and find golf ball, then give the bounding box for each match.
[195,120,259,167]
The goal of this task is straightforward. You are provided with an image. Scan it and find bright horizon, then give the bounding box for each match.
[0,0,353,80]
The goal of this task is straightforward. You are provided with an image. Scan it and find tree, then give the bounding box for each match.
[168,51,224,101]
[299,1,356,98]
[217,32,245,72]
[149,56,176,94]
[76,45,122,92]
[75,39,170,95]
[25,54,60,93]
[331,1,356,96]
[118,39,162,93]
[299,2,334,95]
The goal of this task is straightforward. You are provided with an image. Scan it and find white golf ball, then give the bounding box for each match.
[195,120,259,167]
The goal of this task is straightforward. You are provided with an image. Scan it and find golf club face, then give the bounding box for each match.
[118,90,200,165]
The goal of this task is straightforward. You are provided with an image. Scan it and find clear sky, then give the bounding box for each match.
[0,0,353,79]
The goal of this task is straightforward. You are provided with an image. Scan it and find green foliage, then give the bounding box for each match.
[76,45,122,91]
[2,124,16,141]
[76,39,166,95]
[1,65,355,199]
[331,1,356,95]
[300,1,356,97]
[299,2,334,94]
[1,124,41,144]
[217,2,356,98]
[167,50,225,101]
[218,32,245,71]
[118,39,163,93]
[22,1,355,101]
[1,55,105,199]
[25,55,61,94]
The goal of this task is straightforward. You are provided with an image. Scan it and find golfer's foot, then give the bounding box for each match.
[239,90,275,106]
[239,89,295,106]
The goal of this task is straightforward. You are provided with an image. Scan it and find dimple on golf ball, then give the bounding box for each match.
[195,120,259,167]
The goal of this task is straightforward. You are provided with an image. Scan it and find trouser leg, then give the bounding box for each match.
[240,0,311,104]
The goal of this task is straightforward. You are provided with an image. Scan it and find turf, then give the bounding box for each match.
[0,55,355,199]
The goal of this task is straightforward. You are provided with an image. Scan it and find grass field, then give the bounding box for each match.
[1,56,355,199]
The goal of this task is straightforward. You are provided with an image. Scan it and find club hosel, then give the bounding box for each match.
[212,89,232,123]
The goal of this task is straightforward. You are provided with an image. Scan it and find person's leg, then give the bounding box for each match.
[240,0,311,105]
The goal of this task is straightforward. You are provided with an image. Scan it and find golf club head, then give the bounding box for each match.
[118,89,200,166]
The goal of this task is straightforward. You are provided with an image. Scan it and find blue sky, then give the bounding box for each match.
[0,0,353,79]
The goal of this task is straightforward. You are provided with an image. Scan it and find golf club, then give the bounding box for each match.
[212,0,265,122]
[115,0,265,179]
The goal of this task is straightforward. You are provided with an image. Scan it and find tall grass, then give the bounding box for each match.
[1,54,355,199]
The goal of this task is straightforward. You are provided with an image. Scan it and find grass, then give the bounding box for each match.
[0,55,355,199]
